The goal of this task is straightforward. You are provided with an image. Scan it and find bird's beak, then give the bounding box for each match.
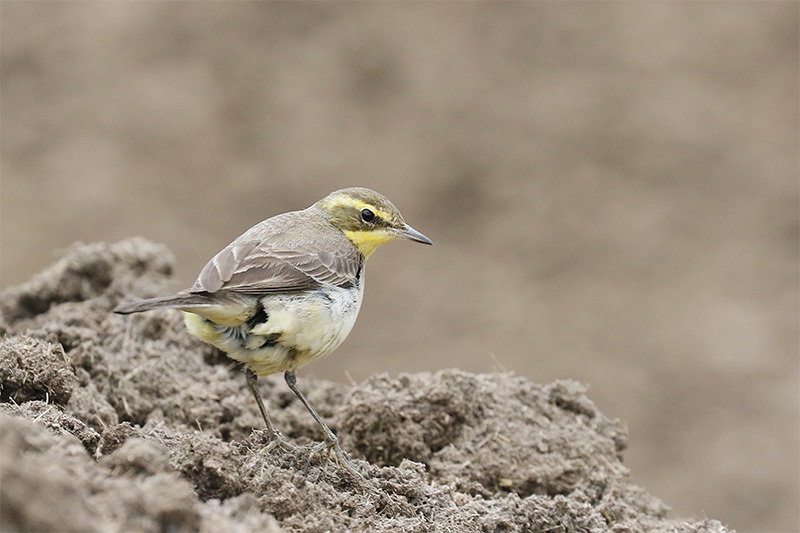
[395,224,433,245]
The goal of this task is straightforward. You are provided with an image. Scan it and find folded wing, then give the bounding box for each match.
[190,240,362,295]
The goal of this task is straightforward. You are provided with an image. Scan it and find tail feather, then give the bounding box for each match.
[113,294,215,314]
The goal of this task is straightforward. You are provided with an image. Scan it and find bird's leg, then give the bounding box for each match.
[245,369,296,450]
[284,371,361,477]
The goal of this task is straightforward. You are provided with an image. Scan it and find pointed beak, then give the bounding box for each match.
[395,224,434,245]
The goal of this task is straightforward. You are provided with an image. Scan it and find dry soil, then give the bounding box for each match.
[0,240,731,532]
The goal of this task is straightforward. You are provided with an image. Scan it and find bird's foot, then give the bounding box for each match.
[264,430,299,452]
[304,438,362,479]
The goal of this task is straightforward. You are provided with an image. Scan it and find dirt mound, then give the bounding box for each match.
[0,239,730,532]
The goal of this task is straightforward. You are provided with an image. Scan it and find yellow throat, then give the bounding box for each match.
[343,229,397,259]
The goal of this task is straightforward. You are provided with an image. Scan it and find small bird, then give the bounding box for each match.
[114,187,432,474]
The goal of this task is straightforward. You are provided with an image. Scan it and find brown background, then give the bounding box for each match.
[2,3,797,531]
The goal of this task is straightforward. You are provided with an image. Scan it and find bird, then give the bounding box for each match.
[113,187,433,475]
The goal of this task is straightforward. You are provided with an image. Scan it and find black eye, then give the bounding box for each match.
[361,209,375,222]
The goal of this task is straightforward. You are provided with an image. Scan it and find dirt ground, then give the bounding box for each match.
[1,4,797,531]
[0,240,734,532]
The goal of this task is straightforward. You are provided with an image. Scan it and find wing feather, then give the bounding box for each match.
[190,240,361,295]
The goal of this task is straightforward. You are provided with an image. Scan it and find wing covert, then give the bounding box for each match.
[190,240,361,295]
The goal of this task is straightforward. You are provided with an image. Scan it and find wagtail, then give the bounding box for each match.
[114,187,432,474]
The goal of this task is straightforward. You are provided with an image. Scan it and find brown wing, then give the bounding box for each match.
[189,240,362,295]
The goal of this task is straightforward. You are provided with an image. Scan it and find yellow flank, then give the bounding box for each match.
[344,229,397,259]
[184,312,223,345]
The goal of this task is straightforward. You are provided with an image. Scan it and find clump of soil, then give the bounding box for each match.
[0,239,731,532]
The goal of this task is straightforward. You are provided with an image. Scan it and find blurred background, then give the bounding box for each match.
[1,2,797,531]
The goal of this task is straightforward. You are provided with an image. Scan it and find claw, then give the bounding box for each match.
[324,439,363,479]
[297,438,362,479]
[266,430,299,452]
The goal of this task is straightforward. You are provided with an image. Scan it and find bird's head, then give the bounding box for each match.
[318,187,433,259]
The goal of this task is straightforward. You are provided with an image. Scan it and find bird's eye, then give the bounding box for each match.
[361,209,375,222]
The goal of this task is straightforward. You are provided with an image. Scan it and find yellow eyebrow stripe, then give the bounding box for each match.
[322,196,392,222]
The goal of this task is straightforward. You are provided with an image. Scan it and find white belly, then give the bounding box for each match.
[185,282,364,376]
[253,285,364,359]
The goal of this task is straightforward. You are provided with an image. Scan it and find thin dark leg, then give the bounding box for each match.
[246,369,295,450]
[246,369,276,433]
[284,371,338,442]
[284,371,361,477]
